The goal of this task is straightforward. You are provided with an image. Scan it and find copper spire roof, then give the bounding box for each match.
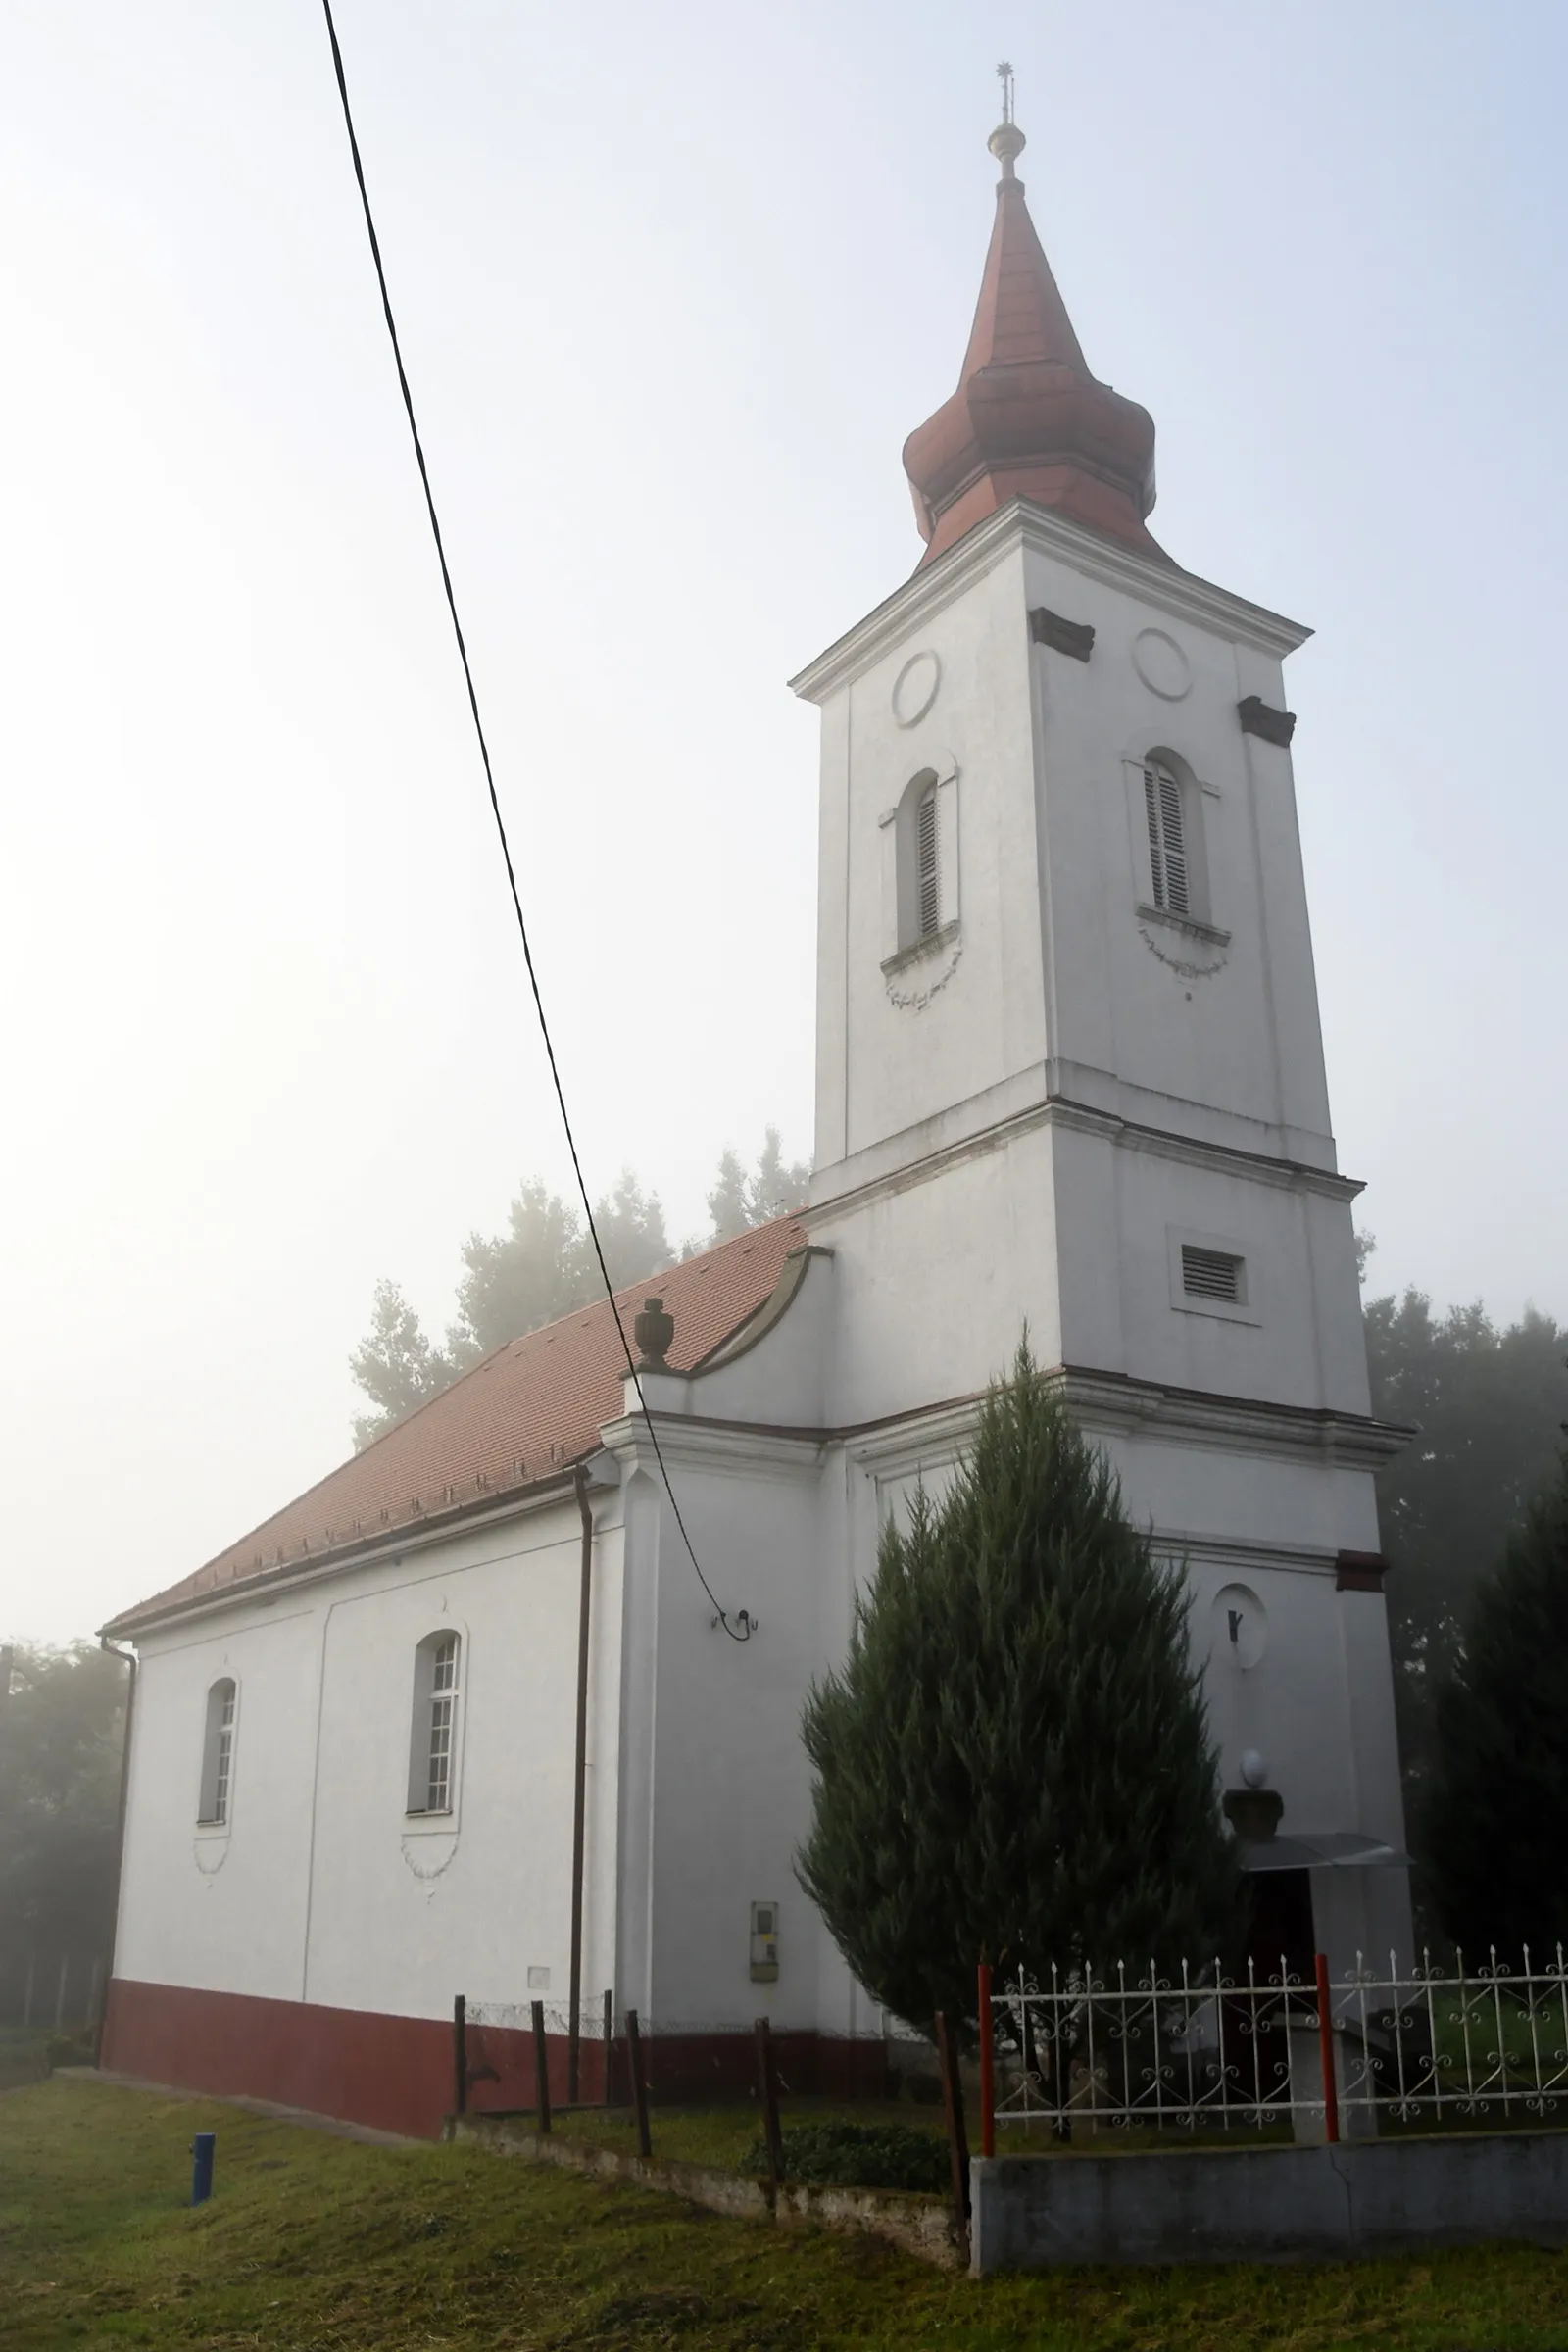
[902,104,1165,566]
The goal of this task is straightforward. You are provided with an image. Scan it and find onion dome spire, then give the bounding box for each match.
[902,73,1165,566]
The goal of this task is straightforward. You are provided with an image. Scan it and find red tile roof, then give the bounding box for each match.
[108,1217,807,1634]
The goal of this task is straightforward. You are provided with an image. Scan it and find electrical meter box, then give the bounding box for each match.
[750,1900,779,1983]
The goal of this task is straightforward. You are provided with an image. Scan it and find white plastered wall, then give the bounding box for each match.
[114,1493,624,2027]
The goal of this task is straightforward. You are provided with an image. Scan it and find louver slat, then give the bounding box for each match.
[1157,770,1189,915]
[917,789,939,936]
[1144,768,1166,911]
[1182,1245,1243,1302]
[1144,762,1191,918]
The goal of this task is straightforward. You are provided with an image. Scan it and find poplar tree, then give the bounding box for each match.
[1427,1465,1568,1965]
[797,1341,1242,2035]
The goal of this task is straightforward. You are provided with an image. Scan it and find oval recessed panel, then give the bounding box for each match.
[1132,627,1192,702]
[891,650,941,728]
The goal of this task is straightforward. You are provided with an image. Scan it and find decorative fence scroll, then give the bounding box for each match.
[987,1946,1568,2139]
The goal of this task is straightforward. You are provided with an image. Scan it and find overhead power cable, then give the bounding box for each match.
[318,0,753,1641]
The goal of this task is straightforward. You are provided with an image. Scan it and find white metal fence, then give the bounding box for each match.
[988,1948,1568,2138]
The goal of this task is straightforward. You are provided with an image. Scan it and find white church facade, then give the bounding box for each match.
[101,109,1411,2137]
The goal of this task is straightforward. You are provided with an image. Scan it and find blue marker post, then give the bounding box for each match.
[190,2132,216,2206]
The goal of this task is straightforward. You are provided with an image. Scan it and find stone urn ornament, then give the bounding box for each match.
[633,1297,674,1370]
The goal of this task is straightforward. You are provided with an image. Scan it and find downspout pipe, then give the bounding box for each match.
[567,1465,594,2104]
[96,1635,138,2066]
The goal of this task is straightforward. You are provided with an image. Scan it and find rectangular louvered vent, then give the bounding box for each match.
[1182,1245,1245,1303]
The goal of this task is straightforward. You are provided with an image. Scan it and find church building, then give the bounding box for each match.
[100,102,1411,2137]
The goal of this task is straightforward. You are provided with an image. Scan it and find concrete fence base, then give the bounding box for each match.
[448,2112,965,2269]
[971,2132,1568,2272]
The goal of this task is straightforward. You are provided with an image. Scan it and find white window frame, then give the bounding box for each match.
[1166,1226,1260,1326]
[197,1677,237,1827]
[407,1630,462,1817]
[1125,749,1221,936]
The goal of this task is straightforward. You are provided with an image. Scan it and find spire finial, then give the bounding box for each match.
[988,62,1026,180]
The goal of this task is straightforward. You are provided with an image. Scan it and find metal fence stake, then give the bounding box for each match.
[977,1964,996,2159]
[190,2131,216,2205]
[1314,1953,1340,2143]
[531,1998,552,2133]
[452,1994,466,2119]
[755,2017,785,2195]
[626,2009,652,2158]
[602,1988,613,2104]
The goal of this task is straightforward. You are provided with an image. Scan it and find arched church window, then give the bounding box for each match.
[408,1631,461,1815]
[1144,759,1190,917]
[197,1678,237,1826]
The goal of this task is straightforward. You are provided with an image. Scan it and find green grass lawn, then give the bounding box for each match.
[6,2077,1568,2350]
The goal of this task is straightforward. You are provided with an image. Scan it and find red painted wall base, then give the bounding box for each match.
[101,1979,894,2140]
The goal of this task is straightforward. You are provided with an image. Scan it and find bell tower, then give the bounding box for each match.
[793,92,1360,1432]
[791,88,1410,1966]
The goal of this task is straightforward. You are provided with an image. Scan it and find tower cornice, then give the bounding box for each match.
[788,500,1311,707]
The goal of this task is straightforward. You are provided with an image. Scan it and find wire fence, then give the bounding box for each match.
[984,1946,1568,2142]
[0,1946,107,2035]
[451,1991,972,2255]
[454,1991,939,2121]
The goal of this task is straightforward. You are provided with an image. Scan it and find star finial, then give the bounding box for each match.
[997,61,1015,125]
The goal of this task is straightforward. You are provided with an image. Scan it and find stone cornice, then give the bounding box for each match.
[599,1414,825,1488]
[1057,1366,1413,1470]
[788,502,1310,706]
[839,1374,1408,1477]
[605,1365,1410,1486]
[808,1083,1360,1232]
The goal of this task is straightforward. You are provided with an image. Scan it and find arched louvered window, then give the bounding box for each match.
[916,781,940,938]
[408,1631,461,1815]
[197,1678,237,1826]
[892,766,949,954]
[1144,760,1189,916]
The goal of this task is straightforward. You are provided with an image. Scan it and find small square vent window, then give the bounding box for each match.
[1182,1245,1245,1304]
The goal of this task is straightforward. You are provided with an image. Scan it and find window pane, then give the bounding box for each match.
[427,1689,454,1810]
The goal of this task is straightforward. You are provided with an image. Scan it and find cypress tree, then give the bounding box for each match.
[796,1341,1242,2035]
[1427,1463,1568,1965]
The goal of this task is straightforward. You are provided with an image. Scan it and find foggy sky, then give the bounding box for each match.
[3,0,1563,1645]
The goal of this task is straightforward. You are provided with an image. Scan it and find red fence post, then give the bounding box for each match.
[1314,1953,1340,2144]
[977,1963,995,2159]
